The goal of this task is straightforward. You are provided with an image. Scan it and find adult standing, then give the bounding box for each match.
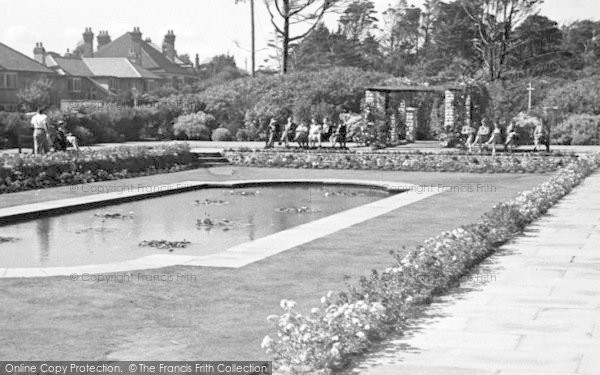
[31,106,51,155]
[533,122,544,152]
[280,117,294,147]
[332,119,347,149]
[266,118,278,148]
[486,123,503,156]
[504,120,518,152]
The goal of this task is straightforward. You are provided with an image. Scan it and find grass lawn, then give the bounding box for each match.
[0,167,549,360]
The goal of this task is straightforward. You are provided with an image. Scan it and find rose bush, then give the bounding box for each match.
[0,143,197,194]
[262,153,600,374]
[225,150,577,174]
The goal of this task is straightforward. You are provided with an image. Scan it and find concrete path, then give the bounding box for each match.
[352,172,600,375]
[3,140,599,155]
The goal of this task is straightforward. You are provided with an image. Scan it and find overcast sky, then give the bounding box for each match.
[2,0,598,71]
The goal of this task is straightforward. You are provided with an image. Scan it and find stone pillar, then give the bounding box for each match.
[444,90,455,130]
[465,94,472,128]
[406,107,417,142]
[390,112,398,143]
[398,100,406,140]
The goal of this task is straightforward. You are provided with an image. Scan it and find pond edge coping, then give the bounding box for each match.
[0,179,440,278]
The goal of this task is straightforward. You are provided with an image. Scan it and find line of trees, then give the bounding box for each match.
[249,0,600,82]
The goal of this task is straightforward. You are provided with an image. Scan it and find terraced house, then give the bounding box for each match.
[0,42,56,111]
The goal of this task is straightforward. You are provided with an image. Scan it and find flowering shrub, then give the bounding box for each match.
[0,143,197,194]
[225,150,577,174]
[173,112,217,140]
[262,153,600,374]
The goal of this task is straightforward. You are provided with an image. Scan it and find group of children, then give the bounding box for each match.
[460,119,545,154]
[266,116,348,149]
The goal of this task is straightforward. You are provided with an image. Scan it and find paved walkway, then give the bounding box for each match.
[353,172,600,375]
[3,140,599,155]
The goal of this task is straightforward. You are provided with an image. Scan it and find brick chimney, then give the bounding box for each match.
[162,30,176,62]
[33,42,46,65]
[97,30,111,51]
[195,53,200,70]
[82,27,94,57]
[130,26,143,65]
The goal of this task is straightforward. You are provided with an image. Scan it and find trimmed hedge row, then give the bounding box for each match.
[261,153,600,374]
[225,150,578,174]
[0,143,196,194]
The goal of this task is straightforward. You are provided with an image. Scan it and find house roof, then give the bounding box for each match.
[86,77,117,96]
[82,58,161,79]
[95,32,194,76]
[53,57,95,76]
[0,42,54,73]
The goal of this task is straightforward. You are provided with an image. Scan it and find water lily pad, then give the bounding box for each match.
[94,212,134,220]
[139,239,191,250]
[228,190,260,196]
[323,190,366,197]
[195,199,230,206]
[275,206,321,214]
[74,227,118,234]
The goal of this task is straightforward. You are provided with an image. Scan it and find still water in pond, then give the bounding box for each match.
[0,186,390,267]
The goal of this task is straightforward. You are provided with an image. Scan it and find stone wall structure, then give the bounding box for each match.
[364,85,470,145]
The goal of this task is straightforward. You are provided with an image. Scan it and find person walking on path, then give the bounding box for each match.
[486,123,503,156]
[30,106,51,155]
[280,117,294,148]
[331,119,347,149]
[533,122,544,152]
[266,118,278,148]
[505,120,518,152]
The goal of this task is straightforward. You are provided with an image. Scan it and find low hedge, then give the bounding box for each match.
[261,153,600,374]
[225,150,577,174]
[0,143,197,194]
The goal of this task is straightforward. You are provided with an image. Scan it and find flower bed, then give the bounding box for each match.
[261,153,600,374]
[225,150,577,174]
[0,143,197,194]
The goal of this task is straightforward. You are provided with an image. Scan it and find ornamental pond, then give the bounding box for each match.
[0,185,392,268]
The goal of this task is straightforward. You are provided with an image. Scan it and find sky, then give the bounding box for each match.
[1,0,598,72]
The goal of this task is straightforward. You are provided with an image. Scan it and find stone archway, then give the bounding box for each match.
[364,85,471,145]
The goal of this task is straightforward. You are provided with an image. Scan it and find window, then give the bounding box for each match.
[0,73,17,89]
[109,78,118,91]
[145,79,157,92]
[67,78,82,92]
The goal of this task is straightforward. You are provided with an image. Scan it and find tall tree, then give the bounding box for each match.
[511,14,564,75]
[235,0,257,77]
[338,0,378,42]
[420,0,440,56]
[380,0,408,55]
[462,0,544,81]
[264,0,342,74]
[561,20,600,67]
